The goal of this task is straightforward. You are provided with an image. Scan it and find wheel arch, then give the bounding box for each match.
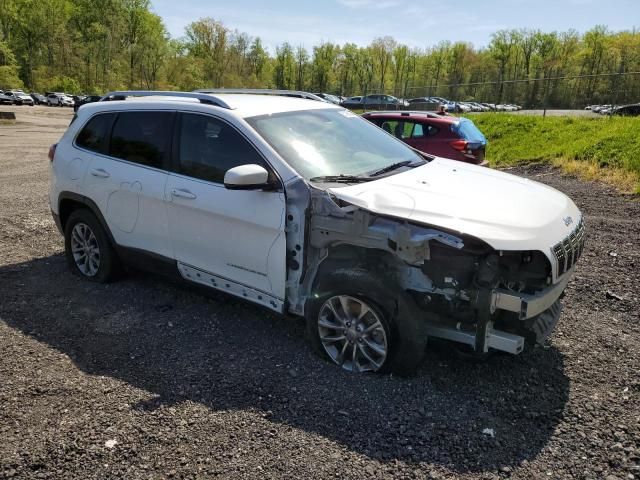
[310,244,404,295]
[58,192,116,246]
[305,251,429,375]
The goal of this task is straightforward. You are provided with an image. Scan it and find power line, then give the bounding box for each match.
[407,71,640,90]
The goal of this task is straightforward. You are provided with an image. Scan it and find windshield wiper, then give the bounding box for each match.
[309,174,372,184]
[369,159,421,177]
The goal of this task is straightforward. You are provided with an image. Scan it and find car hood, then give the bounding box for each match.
[327,157,581,255]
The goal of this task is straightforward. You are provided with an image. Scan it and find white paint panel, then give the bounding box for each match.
[165,175,286,298]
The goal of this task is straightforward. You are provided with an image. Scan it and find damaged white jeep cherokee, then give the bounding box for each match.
[49,90,585,374]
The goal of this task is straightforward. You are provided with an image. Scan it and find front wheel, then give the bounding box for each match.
[315,294,390,373]
[306,268,427,375]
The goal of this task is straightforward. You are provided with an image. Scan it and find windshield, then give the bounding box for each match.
[246,109,423,181]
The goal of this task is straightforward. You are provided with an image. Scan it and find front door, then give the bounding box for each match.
[164,112,286,311]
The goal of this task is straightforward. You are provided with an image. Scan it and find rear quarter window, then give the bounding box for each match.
[75,113,115,154]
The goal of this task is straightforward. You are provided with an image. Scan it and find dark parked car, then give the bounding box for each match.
[314,93,341,104]
[30,93,47,105]
[0,90,12,105]
[409,97,462,113]
[362,94,409,109]
[341,94,409,110]
[611,103,640,116]
[362,111,488,165]
[73,94,102,112]
[340,96,363,108]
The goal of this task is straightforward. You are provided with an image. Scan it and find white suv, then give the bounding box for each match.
[49,90,585,374]
[47,93,74,107]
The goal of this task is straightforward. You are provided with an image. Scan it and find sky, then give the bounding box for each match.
[150,0,638,52]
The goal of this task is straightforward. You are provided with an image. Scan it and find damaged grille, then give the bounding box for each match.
[552,217,586,276]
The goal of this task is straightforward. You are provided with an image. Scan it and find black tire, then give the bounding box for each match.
[306,267,427,376]
[64,209,120,283]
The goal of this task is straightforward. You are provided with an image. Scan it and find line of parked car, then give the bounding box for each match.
[406,97,522,113]
[333,94,523,112]
[585,103,640,116]
[0,89,75,107]
[0,90,106,110]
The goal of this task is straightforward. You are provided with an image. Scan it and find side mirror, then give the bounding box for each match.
[224,164,272,191]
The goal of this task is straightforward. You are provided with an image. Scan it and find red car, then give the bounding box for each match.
[362,111,488,165]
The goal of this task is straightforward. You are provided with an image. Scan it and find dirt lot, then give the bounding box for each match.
[1,105,639,480]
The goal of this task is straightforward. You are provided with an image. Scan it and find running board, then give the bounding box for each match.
[425,325,524,355]
[177,263,284,313]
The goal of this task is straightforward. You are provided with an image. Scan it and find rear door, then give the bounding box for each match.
[399,121,443,154]
[80,110,174,258]
[164,112,286,311]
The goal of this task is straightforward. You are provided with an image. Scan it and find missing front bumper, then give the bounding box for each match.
[491,268,574,320]
[426,324,524,354]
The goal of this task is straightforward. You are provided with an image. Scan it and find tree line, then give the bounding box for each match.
[1,0,639,107]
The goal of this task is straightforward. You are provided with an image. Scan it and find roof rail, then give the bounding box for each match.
[193,88,328,103]
[100,91,234,109]
[363,110,442,118]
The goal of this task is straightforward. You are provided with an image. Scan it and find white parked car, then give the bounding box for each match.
[4,89,34,105]
[47,93,74,107]
[49,90,585,374]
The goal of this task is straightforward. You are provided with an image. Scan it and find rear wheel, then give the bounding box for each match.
[64,209,120,283]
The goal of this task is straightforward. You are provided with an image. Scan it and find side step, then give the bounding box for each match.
[425,324,524,355]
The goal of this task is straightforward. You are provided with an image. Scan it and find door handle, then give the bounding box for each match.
[90,168,110,178]
[171,188,197,200]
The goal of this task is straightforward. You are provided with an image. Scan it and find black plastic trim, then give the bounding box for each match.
[116,246,180,279]
[51,210,63,235]
[57,192,116,245]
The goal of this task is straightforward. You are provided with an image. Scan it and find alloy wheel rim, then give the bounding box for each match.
[318,295,388,372]
[70,222,100,277]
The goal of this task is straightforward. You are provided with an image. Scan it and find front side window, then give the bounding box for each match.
[109,112,172,168]
[76,113,115,153]
[246,109,423,181]
[176,113,266,184]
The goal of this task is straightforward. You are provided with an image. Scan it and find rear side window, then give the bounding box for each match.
[176,113,266,184]
[376,120,438,139]
[110,112,173,168]
[76,113,114,153]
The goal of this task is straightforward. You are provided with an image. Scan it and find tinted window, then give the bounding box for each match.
[76,113,114,153]
[110,112,172,168]
[374,120,439,139]
[177,113,266,183]
[409,122,439,138]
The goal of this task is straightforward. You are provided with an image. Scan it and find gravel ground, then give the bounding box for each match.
[0,106,639,480]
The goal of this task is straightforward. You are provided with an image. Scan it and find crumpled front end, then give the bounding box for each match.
[290,187,584,356]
